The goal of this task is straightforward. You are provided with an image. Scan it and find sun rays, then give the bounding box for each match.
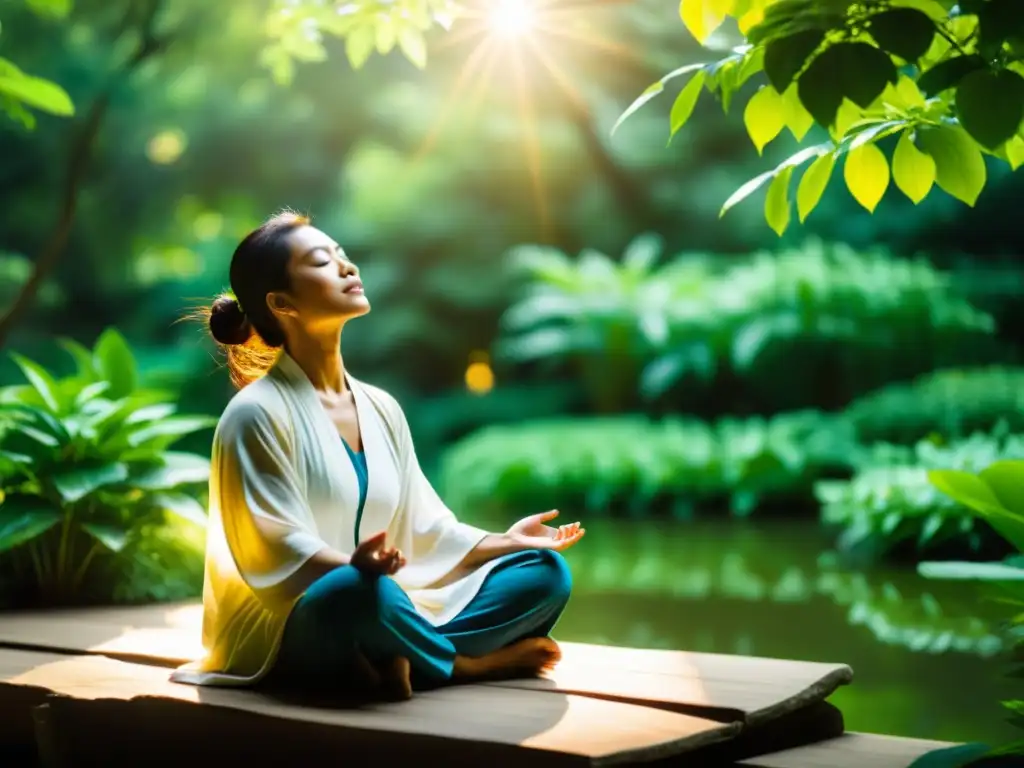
[411,0,634,235]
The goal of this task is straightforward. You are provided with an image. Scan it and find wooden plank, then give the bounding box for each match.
[0,602,854,725]
[491,642,853,725]
[0,649,741,766]
[737,732,960,768]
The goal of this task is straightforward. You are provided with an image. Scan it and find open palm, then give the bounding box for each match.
[508,510,585,552]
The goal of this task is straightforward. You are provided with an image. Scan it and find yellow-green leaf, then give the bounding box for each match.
[345,24,375,69]
[669,71,707,139]
[915,124,987,206]
[892,131,936,204]
[797,152,835,222]
[744,84,785,154]
[844,141,890,212]
[1006,136,1024,171]
[0,72,74,116]
[832,99,864,141]
[679,0,734,44]
[738,6,764,33]
[376,18,397,54]
[765,165,794,236]
[398,26,427,69]
[781,84,814,141]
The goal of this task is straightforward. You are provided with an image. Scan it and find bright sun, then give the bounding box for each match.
[488,0,536,38]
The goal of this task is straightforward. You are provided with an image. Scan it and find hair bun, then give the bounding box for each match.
[209,295,253,346]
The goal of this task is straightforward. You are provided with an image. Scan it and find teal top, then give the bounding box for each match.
[340,439,369,544]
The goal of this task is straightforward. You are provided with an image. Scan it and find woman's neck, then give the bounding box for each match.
[285,327,346,394]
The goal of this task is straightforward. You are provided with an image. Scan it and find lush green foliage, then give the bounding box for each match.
[0,329,213,606]
[816,429,1024,559]
[618,0,1024,232]
[440,410,856,518]
[845,366,1024,444]
[919,459,1024,757]
[497,237,995,411]
[0,0,75,128]
[261,0,459,79]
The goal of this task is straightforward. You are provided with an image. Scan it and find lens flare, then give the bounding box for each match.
[489,0,536,38]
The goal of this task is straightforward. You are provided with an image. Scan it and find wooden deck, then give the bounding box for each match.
[0,602,956,766]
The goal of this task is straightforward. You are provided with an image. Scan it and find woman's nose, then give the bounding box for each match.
[340,259,358,276]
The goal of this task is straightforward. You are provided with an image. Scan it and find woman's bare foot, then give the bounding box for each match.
[379,656,413,701]
[452,637,562,681]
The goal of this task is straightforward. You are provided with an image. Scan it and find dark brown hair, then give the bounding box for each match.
[202,209,311,389]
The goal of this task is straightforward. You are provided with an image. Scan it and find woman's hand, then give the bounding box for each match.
[351,531,406,576]
[507,510,585,553]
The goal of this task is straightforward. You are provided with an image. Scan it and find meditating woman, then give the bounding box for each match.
[170,210,585,700]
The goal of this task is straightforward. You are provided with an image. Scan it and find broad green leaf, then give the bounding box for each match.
[843,142,890,213]
[74,381,111,410]
[892,131,936,204]
[51,462,129,503]
[346,24,375,69]
[81,522,129,552]
[375,17,396,54]
[154,492,208,527]
[1006,136,1024,171]
[796,151,835,222]
[919,561,1024,581]
[679,0,733,45]
[397,26,427,69]
[0,502,61,553]
[93,329,138,399]
[799,42,897,129]
[743,85,785,154]
[0,70,74,116]
[979,461,1024,519]
[131,452,211,490]
[956,69,1024,151]
[781,84,814,141]
[797,49,843,128]
[126,416,218,449]
[124,403,177,426]
[764,165,794,236]
[669,71,707,139]
[928,469,1009,517]
[720,144,829,217]
[915,124,987,206]
[9,352,61,413]
[868,8,936,63]
[917,54,987,97]
[612,63,707,136]
[763,29,824,93]
[59,337,98,380]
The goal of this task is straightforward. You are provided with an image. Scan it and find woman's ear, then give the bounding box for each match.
[266,292,297,318]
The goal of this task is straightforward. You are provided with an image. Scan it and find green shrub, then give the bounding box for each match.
[440,410,856,518]
[815,430,1024,561]
[845,367,1024,445]
[497,237,996,413]
[495,233,718,413]
[919,460,1024,759]
[0,329,215,607]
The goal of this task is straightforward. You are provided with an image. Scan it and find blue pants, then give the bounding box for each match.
[268,549,572,691]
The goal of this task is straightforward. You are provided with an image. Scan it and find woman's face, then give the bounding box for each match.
[272,225,370,328]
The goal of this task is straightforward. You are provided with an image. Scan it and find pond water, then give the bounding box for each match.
[466,513,1014,747]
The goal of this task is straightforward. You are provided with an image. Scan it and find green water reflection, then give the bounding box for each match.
[471,515,1012,746]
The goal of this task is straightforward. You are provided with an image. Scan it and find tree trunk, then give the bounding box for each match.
[0,0,170,348]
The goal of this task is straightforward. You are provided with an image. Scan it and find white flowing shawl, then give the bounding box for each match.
[170,352,496,686]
